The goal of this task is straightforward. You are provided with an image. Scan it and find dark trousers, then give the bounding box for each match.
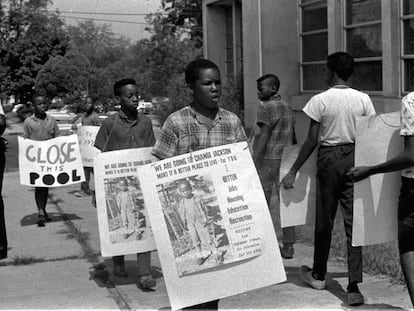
[81,167,93,191]
[35,187,49,215]
[0,147,6,251]
[314,144,362,284]
[112,251,151,276]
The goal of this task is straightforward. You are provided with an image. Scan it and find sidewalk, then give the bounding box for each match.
[0,171,412,310]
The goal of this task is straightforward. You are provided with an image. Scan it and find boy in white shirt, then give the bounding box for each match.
[281,52,375,306]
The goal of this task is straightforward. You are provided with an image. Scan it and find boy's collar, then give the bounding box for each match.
[118,108,139,122]
[189,105,224,120]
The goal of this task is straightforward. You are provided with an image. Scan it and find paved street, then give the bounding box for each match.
[0,120,412,310]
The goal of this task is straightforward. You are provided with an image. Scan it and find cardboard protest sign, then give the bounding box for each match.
[94,147,158,257]
[353,112,402,246]
[139,142,286,310]
[76,126,100,167]
[18,134,85,187]
[279,145,317,228]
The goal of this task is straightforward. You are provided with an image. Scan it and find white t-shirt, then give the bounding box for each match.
[400,92,414,178]
[0,104,4,115]
[303,86,376,146]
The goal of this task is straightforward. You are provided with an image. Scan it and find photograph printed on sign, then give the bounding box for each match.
[104,175,152,244]
[156,174,233,277]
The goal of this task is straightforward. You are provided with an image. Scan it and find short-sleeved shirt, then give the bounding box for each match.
[303,86,376,146]
[94,109,155,152]
[152,106,247,159]
[23,115,60,141]
[400,92,414,178]
[256,96,295,160]
[81,112,100,126]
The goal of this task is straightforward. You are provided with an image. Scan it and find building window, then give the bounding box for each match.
[402,0,414,92]
[344,0,382,92]
[300,0,328,91]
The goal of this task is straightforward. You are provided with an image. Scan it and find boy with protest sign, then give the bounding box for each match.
[152,58,246,309]
[281,52,375,306]
[94,78,156,289]
[348,92,414,306]
[23,95,60,227]
[72,97,100,197]
[252,73,296,259]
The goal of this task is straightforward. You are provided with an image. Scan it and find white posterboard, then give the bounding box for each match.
[353,112,402,246]
[139,142,286,310]
[279,145,317,228]
[77,126,100,167]
[18,134,85,187]
[94,148,158,257]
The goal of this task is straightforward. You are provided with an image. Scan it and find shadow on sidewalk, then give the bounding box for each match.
[20,212,82,226]
[285,267,406,310]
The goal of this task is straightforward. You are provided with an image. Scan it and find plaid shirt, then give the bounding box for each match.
[401,92,414,178]
[256,95,295,160]
[152,106,247,159]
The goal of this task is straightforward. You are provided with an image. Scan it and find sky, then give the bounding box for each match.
[49,0,162,42]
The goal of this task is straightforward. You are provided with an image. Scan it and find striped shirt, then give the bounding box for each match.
[401,92,414,178]
[256,95,295,160]
[152,106,247,159]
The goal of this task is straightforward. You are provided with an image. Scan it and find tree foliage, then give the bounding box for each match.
[0,0,69,102]
[34,50,90,106]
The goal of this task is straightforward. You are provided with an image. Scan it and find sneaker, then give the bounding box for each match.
[138,274,156,289]
[281,243,294,259]
[113,264,128,278]
[300,265,326,290]
[37,216,46,227]
[347,284,364,306]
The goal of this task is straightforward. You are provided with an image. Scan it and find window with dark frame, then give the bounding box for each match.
[300,0,328,91]
[402,0,414,93]
[344,0,382,92]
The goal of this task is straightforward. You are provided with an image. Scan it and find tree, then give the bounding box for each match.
[0,0,69,103]
[34,50,90,108]
[66,20,131,69]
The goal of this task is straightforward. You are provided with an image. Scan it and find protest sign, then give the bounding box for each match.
[138,142,286,310]
[94,147,158,257]
[353,112,402,246]
[18,134,85,187]
[279,145,317,228]
[76,126,100,167]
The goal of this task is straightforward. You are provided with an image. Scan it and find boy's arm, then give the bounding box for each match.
[94,120,110,152]
[152,118,177,159]
[23,119,31,138]
[348,136,414,181]
[281,118,320,189]
[252,123,270,169]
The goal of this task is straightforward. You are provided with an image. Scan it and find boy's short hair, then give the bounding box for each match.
[113,78,136,96]
[256,74,280,90]
[118,178,128,186]
[326,52,355,81]
[185,58,220,85]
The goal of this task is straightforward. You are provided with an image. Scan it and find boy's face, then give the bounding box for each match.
[33,96,48,114]
[257,79,275,101]
[117,84,139,113]
[179,183,193,198]
[191,68,221,110]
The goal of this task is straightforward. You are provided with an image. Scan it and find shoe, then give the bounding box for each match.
[138,274,156,289]
[281,243,294,259]
[347,284,364,306]
[37,216,46,227]
[123,233,130,239]
[44,212,52,222]
[113,264,128,278]
[0,247,7,260]
[300,265,326,290]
